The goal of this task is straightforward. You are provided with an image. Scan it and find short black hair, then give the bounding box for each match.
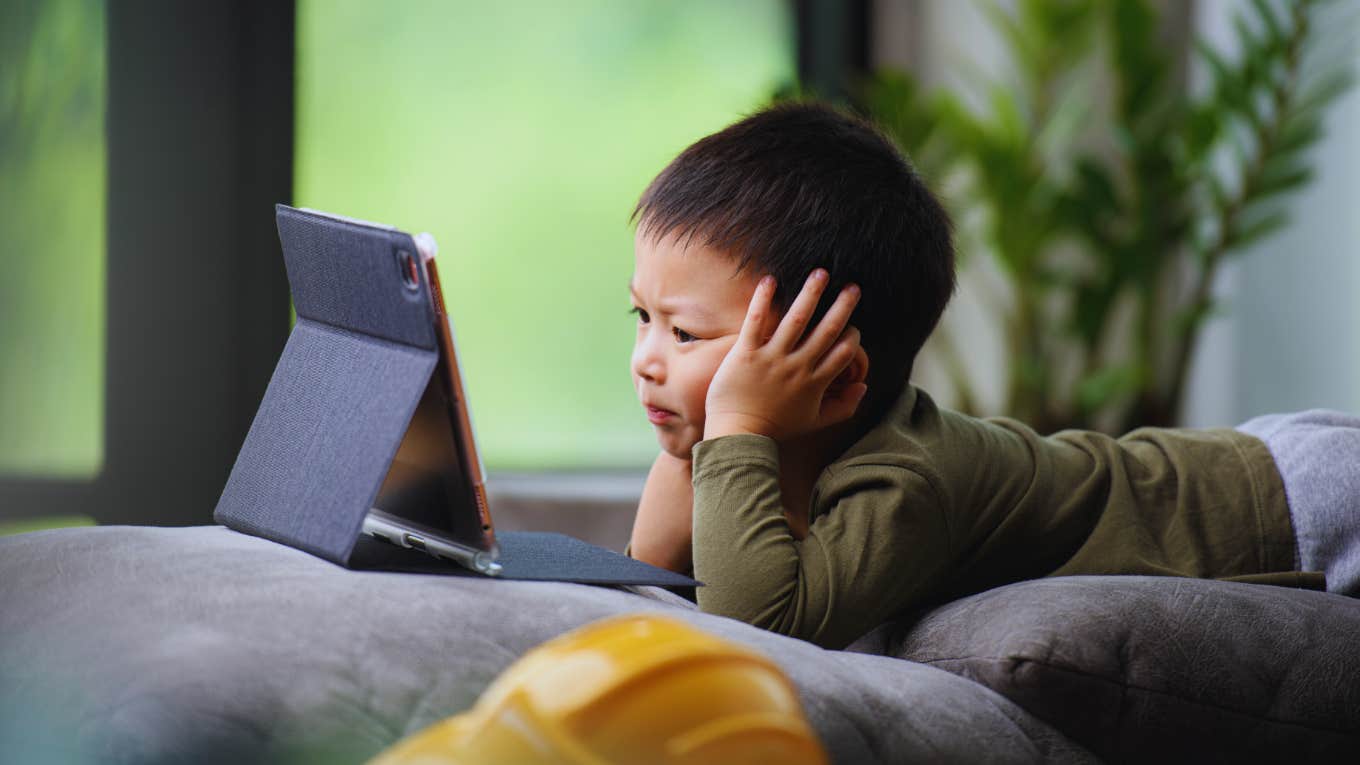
[633,101,956,423]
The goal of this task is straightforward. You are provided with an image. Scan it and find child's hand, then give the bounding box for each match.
[704,270,866,442]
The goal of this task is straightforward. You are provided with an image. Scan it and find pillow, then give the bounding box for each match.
[0,525,1096,764]
[852,575,1360,761]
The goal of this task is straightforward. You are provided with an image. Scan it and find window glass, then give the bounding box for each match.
[0,0,106,478]
[296,0,794,468]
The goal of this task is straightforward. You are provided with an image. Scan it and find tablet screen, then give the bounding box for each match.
[372,367,490,550]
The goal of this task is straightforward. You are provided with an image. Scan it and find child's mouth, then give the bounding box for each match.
[646,406,676,425]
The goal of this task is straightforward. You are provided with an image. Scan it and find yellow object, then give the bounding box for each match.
[368,614,829,765]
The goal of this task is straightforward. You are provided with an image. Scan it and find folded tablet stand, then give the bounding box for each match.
[214,205,696,587]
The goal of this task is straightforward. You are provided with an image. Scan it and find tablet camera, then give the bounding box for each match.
[396,249,420,292]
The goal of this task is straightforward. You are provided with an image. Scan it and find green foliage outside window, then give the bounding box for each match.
[296,0,794,468]
[0,0,106,477]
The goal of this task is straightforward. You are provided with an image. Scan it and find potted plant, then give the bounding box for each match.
[859,0,1354,433]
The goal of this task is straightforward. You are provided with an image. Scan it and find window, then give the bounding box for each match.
[2,2,294,529]
[0,0,106,478]
[295,0,795,469]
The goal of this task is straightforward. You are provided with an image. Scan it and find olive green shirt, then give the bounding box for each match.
[691,385,1319,649]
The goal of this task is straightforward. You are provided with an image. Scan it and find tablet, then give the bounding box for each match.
[219,204,697,587]
[288,206,500,575]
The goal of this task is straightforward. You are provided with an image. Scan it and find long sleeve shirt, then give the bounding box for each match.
[691,385,1319,649]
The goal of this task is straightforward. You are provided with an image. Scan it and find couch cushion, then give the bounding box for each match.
[0,525,1093,764]
[851,575,1360,761]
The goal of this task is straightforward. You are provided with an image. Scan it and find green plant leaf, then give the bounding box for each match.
[855,0,1354,434]
[1075,156,1120,212]
[1172,295,1219,338]
[984,0,1034,78]
[1196,39,1235,91]
[1110,0,1163,118]
[986,83,1029,145]
[1076,363,1142,415]
[1295,68,1356,115]
[1233,14,1267,69]
[1232,208,1291,249]
[1072,279,1117,347]
[1253,163,1312,199]
[1249,0,1287,47]
[1184,103,1225,158]
[1275,111,1323,155]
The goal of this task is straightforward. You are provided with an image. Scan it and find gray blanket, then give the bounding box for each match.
[0,526,1091,764]
[6,525,1360,763]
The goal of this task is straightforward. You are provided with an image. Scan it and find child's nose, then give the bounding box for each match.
[631,337,665,384]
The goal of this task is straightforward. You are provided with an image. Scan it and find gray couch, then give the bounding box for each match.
[2,525,1358,764]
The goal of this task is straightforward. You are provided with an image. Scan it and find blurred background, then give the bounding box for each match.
[1,0,1356,531]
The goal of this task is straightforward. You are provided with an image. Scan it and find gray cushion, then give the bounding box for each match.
[0,525,1092,765]
[852,576,1360,761]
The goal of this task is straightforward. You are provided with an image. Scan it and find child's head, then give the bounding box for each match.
[629,101,955,457]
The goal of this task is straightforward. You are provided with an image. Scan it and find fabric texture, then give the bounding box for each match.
[1237,409,1360,595]
[215,205,446,565]
[0,525,1095,765]
[214,319,436,564]
[691,385,1308,649]
[850,575,1360,762]
[276,205,437,350]
[7,526,1359,763]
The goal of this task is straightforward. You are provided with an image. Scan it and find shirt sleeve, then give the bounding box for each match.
[690,433,951,649]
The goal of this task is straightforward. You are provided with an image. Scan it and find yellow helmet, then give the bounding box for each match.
[368,613,829,765]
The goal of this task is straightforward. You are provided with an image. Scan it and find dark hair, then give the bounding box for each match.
[632,101,956,423]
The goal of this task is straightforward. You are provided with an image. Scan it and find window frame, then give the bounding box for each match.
[0,0,295,526]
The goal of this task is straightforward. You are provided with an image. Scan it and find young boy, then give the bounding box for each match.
[625,101,1359,650]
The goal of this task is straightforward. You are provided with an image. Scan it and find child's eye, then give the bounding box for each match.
[629,306,650,324]
[673,327,699,344]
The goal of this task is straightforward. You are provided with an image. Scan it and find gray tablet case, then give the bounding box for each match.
[213,205,697,587]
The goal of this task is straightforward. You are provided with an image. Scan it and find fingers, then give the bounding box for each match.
[814,325,862,381]
[738,275,777,348]
[819,382,869,429]
[748,270,862,361]
[801,281,861,360]
[770,269,830,351]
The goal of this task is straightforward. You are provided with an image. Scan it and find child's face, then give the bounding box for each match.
[629,230,764,459]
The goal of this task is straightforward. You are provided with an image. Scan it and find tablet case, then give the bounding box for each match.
[213,205,697,587]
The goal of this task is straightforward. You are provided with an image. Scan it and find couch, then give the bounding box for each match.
[2,524,1358,764]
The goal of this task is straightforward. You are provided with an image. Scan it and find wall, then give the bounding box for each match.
[1185,0,1360,426]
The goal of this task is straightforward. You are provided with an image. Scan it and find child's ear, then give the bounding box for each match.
[822,347,870,420]
[829,347,869,389]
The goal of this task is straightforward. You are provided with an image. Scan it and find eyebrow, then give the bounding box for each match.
[628,280,716,322]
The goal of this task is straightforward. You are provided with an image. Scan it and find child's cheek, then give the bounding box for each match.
[697,338,737,405]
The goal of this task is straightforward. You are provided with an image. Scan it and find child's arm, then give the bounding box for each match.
[691,435,948,648]
[627,451,694,573]
[693,271,945,647]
